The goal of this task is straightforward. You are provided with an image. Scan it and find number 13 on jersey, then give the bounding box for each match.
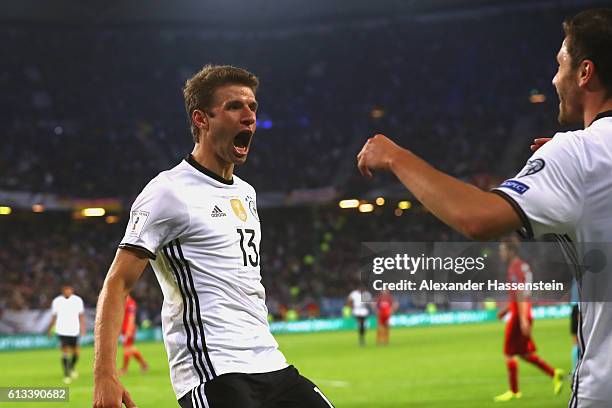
[236,228,259,267]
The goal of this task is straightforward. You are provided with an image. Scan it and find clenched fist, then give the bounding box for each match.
[356,134,405,178]
[93,376,137,408]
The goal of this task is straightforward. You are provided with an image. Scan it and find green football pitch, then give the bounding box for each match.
[0,319,573,407]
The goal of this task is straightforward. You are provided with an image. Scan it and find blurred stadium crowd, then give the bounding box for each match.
[0,208,461,324]
[1,5,577,326]
[0,7,566,196]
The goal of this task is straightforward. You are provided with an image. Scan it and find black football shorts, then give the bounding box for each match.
[58,335,78,348]
[178,365,334,408]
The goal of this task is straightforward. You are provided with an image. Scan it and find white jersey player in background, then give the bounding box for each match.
[357,8,612,408]
[93,65,334,408]
[47,284,85,384]
[347,285,372,346]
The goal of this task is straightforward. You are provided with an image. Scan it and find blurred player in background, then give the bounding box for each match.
[347,284,372,347]
[93,65,334,408]
[569,282,579,375]
[375,290,398,346]
[118,294,148,376]
[357,8,612,407]
[494,240,564,402]
[47,284,85,384]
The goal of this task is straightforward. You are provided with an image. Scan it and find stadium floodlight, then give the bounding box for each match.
[370,107,385,119]
[530,94,546,103]
[529,89,546,103]
[105,215,119,224]
[375,197,385,206]
[81,207,106,217]
[398,200,412,210]
[339,199,360,209]
[0,206,11,215]
[358,203,374,213]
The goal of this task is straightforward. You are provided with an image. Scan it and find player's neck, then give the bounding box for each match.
[583,96,612,128]
[190,145,234,181]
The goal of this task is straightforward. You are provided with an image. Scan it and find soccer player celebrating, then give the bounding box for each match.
[494,240,563,402]
[118,294,148,376]
[93,65,334,408]
[47,284,85,384]
[375,290,398,346]
[357,9,612,407]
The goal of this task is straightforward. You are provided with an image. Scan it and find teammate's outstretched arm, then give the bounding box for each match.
[357,134,522,240]
[93,248,148,408]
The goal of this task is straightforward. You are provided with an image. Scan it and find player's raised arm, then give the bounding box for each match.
[93,248,148,408]
[357,134,522,240]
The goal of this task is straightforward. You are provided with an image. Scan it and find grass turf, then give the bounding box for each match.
[0,318,572,407]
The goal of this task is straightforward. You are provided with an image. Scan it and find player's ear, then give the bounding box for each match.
[192,109,209,132]
[578,59,595,89]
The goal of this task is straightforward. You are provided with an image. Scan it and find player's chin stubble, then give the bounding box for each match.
[556,86,568,124]
[557,99,581,126]
[557,103,567,125]
[556,79,582,125]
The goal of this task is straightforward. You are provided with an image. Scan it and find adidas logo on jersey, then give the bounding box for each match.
[211,205,226,218]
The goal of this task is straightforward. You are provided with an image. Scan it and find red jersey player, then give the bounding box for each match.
[376,290,398,346]
[118,294,148,376]
[494,240,564,402]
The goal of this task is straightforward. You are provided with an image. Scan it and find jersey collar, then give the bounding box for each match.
[185,154,234,185]
[593,110,612,123]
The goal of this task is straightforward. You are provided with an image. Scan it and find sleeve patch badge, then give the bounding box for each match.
[518,158,545,178]
[499,179,530,195]
[128,210,150,237]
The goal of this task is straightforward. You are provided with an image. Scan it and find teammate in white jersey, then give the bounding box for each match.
[47,284,85,384]
[93,65,334,408]
[347,285,372,346]
[356,8,612,408]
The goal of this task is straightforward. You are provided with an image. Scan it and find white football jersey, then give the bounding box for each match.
[119,155,287,400]
[493,112,612,408]
[348,290,372,317]
[51,294,84,337]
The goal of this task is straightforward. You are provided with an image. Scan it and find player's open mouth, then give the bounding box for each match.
[233,130,252,156]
